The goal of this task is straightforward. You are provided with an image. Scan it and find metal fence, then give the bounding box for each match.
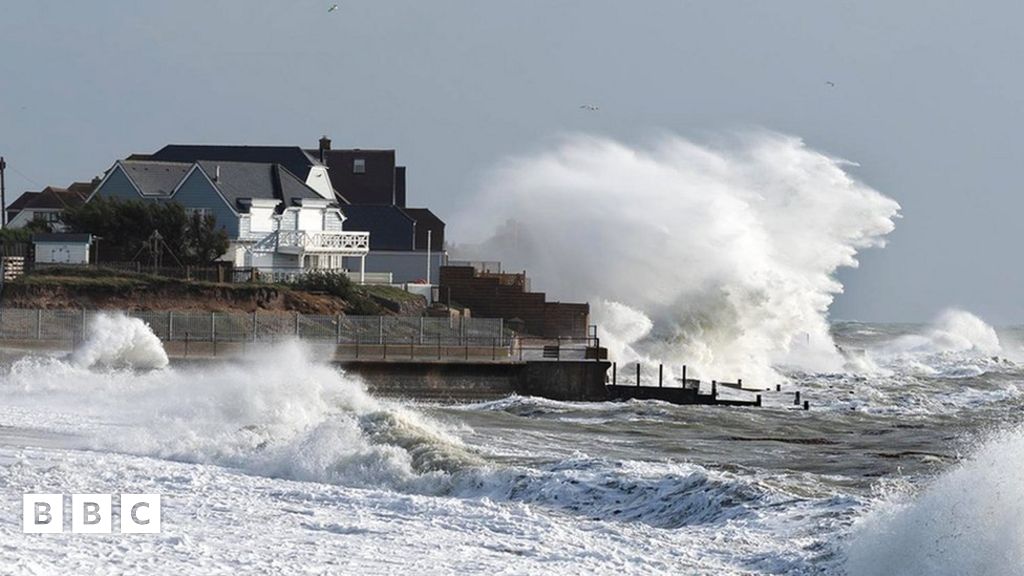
[0,308,513,346]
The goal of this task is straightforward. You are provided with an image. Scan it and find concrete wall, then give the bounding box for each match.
[516,361,610,401]
[344,360,610,403]
[344,251,445,284]
[343,362,516,402]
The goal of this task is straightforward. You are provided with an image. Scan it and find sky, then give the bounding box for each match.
[1,1,1021,323]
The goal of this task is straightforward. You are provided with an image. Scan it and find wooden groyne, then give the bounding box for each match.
[605,362,808,408]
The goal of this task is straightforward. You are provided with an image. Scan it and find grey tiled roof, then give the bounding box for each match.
[195,161,323,210]
[120,161,192,196]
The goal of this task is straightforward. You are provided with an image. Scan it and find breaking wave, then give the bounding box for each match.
[453,132,900,386]
[71,313,168,369]
[846,426,1024,576]
[1,317,475,490]
[840,309,1009,379]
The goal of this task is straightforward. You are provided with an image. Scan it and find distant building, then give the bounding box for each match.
[6,184,91,231]
[88,159,370,280]
[32,233,93,265]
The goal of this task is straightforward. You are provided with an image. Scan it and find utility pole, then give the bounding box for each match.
[0,156,6,228]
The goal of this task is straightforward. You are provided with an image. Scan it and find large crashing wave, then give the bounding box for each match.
[453,133,901,385]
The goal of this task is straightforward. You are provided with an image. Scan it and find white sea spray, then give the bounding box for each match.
[452,132,901,386]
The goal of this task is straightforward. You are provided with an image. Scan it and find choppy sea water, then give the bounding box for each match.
[1,314,1023,575]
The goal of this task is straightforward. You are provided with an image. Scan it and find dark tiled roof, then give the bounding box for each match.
[120,161,192,196]
[7,187,88,214]
[151,145,322,184]
[194,161,324,211]
[308,149,398,205]
[65,181,96,196]
[400,207,446,251]
[340,205,415,251]
[6,191,39,214]
[32,233,92,244]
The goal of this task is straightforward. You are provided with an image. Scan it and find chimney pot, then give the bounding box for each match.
[318,136,331,163]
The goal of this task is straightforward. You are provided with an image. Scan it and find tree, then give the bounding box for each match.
[184,211,230,265]
[62,197,229,265]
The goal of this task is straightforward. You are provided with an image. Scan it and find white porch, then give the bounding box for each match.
[244,230,372,283]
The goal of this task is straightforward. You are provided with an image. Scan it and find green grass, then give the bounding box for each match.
[360,284,425,303]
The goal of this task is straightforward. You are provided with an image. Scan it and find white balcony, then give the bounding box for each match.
[276,231,370,255]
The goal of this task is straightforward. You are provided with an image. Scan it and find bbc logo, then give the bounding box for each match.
[23,494,161,534]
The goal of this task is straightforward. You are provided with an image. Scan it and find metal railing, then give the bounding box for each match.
[0,308,508,344]
[0,309,607,364]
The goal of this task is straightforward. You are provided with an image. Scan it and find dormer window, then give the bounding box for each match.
[353,159,366,174]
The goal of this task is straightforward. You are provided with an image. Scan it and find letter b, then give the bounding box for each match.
[72,494,112,534]
[23,494,63,533]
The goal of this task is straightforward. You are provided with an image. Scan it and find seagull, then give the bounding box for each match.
[328,4,339,12]
[825,81,836,88]
[579,104,600,112]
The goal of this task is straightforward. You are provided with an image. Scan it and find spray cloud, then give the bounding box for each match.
[454,132,900,384]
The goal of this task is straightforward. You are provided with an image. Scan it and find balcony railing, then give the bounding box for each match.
[276,231,370,254]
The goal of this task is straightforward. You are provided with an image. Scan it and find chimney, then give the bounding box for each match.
[319,135,332,163]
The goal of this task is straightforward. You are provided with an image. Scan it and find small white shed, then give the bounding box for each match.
[32,233,93,265]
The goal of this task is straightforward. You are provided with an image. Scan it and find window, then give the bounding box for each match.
[33,211,61,223]
[186,207,213,219]
[353,159,366,174]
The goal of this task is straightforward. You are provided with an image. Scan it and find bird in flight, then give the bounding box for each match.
[579,105,600,112]
[825,81,836,88]
[328,4,339,12]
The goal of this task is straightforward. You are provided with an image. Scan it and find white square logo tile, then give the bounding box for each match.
[72,494,112,534]
[120,494,161,534]
[23,494,63,533]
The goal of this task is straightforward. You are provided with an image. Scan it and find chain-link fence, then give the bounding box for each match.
[0,308,511,346]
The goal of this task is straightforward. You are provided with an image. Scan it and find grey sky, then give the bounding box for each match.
[1,1,1021,323]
